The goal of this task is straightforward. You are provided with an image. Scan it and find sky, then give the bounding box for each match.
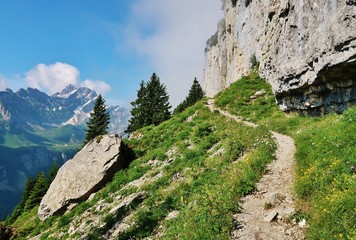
[0,0,223,107]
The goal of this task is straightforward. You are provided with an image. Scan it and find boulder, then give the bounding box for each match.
[38,135,134,221]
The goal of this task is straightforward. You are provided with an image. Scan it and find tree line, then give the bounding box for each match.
[84,72,205,141]
[5,164,59,224]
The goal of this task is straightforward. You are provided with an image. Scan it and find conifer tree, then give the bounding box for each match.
[5,162,61,224]
[83,94,110,145]
[5,176,35,224]
[127,73,171,134]
[174,78,205,114]
[126,81,147,133]
[145,73,171,126]
[48,162,59,183]
[24,173,49,211]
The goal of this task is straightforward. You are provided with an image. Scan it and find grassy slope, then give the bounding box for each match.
[8,73,355,239]
[10,102,276,239]
[215,73,356,239]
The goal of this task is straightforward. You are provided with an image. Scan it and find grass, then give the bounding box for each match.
[12,101,276,239]
[3,134,36,148]
[9,73,355,239]
[117,104,276,239]
[215,73,356,239]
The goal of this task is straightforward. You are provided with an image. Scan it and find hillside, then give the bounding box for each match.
[6,74,355,239]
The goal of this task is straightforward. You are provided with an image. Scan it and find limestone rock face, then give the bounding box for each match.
[38,135,133,221]
[204,0,356,113]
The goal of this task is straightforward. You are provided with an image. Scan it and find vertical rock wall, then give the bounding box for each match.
[204,0,356,113]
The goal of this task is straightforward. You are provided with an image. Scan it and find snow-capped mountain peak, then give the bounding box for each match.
[0,85,130,134]
[53,84,78,98]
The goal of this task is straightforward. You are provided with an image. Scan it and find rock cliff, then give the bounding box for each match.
[204,0,356,113]
[38,135,134,221]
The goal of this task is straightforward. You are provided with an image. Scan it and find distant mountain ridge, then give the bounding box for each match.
[0,85,130,220]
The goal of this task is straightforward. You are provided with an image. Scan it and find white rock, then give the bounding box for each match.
[38,135,133,221]
[264,210,278,222]
[298,218,307,228]
[165,210,179,220]
[266,192,285,206]
[280,206,296,219]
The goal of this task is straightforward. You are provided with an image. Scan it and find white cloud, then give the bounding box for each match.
[25,62,80,94]
[0,75,8,90]
[25,62,111,95]
[81,79,111,95]
[121,0,223,106]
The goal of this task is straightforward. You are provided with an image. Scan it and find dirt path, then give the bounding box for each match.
[206,99,305,240]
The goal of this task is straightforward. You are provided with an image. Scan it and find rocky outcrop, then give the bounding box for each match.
[204,0,356,113]
[38,135,134,221]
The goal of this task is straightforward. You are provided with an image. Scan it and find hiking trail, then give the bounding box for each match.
[206,99,305,240]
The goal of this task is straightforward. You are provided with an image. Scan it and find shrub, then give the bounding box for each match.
[250,54,259,71]
[205,31,218,52]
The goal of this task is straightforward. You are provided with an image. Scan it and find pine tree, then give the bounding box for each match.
[174,78,205,114]
[24,173,49,211]
[83,94,110,145]
[5,176,35,224]
[145,73,171,126]
[126,81,147,133]
[48,162,59,183]
[126,73,171,134]
[5,162,61,224]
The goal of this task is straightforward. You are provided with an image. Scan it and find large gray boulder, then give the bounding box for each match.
[38,135,133,221]
[204,0,356,114]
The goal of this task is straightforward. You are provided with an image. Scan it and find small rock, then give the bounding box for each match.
[129,132,143,139]
[186,111,199,122]
[280,206,295,219]
[264,211,278,222]
[96,204,105,212]
[266,192,286,206]
[250,89,267,99]
[298,218,307,228]
[286,228,293,235]
[165,210,179,220]
[88,193,96,201]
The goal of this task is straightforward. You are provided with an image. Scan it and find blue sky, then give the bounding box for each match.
[0,0,222,107]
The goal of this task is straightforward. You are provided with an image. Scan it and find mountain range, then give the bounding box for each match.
[0,85,130,219]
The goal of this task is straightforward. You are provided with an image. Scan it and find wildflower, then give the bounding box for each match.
[351,165,355,171]
[327,171,331,175]
[346,161,350,165]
